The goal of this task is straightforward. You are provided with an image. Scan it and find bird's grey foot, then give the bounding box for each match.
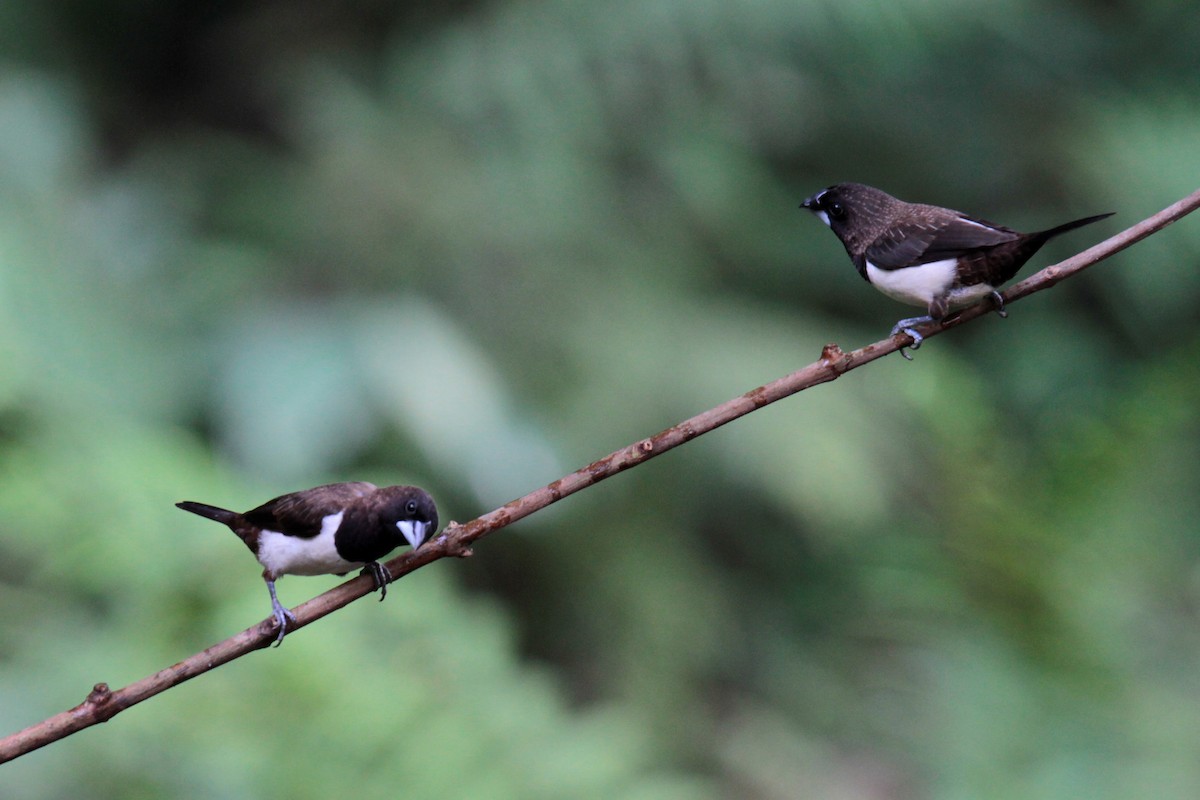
[266,579,297,647]
[362,561,392,602]
[890,316,933,361]
[989,290,1008,319]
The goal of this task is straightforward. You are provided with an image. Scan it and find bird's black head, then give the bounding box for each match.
[801,183,904,253]
[802,184,849,222]
[375,485,440,550]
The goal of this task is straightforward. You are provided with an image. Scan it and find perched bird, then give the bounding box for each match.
[177,482,438,645]
[801,183,1113,358]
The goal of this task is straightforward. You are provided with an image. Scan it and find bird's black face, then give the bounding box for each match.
[801,182,903,256]
[380,487,439,550]
[801,186,852,235]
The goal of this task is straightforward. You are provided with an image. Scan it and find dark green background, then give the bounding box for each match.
[2,2,1198,797]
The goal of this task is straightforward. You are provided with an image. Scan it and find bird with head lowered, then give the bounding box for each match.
[801,183,1113,358]
[177,482,439,645]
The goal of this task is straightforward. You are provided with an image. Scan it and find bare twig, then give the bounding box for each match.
[3,187,1198,764]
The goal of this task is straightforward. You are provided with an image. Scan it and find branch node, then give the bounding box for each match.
[819,343,849,370]
[637,438,654,453]
[81,682,122,723]
[86,683,111,707]
[436,523,475,557]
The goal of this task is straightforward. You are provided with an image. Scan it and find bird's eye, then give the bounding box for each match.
[405,500,418,515]
[827,200,847,221]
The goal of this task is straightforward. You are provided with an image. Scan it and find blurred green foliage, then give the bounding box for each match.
[2,1,1199,797]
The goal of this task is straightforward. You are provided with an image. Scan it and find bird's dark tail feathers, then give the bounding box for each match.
[176,501,240,526]
[1037,212,1114,243]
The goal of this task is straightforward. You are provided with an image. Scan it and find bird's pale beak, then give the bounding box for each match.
[801,195,819,210]
[397,520,429,550]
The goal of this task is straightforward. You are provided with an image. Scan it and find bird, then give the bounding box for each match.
[801,183,1113,358]
[176,482,439,645]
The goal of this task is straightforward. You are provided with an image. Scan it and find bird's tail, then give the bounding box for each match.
[176,501,240,526]
[1037,212,1114,242]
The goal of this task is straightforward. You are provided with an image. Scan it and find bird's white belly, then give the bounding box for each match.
[865,258,994,309]
[255,511,362,577]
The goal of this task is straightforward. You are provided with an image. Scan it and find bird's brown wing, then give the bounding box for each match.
[865,215,1019,270]
[243,481,378,537]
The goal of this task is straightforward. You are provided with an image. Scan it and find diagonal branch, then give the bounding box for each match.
[3,187,1198,764]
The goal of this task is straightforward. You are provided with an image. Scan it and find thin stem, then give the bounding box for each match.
[3,187,1198,764]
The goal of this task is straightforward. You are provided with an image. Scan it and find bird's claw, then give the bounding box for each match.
[897,328,922,360]
[271,606,297,647]
[266,578,297,647]
[890,316,932,361]
[362,562,392,602]
[989,290,1008,319]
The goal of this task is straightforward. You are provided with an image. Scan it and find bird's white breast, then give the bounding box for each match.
[864,257,993,309]
[255,511,363,577]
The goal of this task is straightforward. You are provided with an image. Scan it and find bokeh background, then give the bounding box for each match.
[2,1,1199,797]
